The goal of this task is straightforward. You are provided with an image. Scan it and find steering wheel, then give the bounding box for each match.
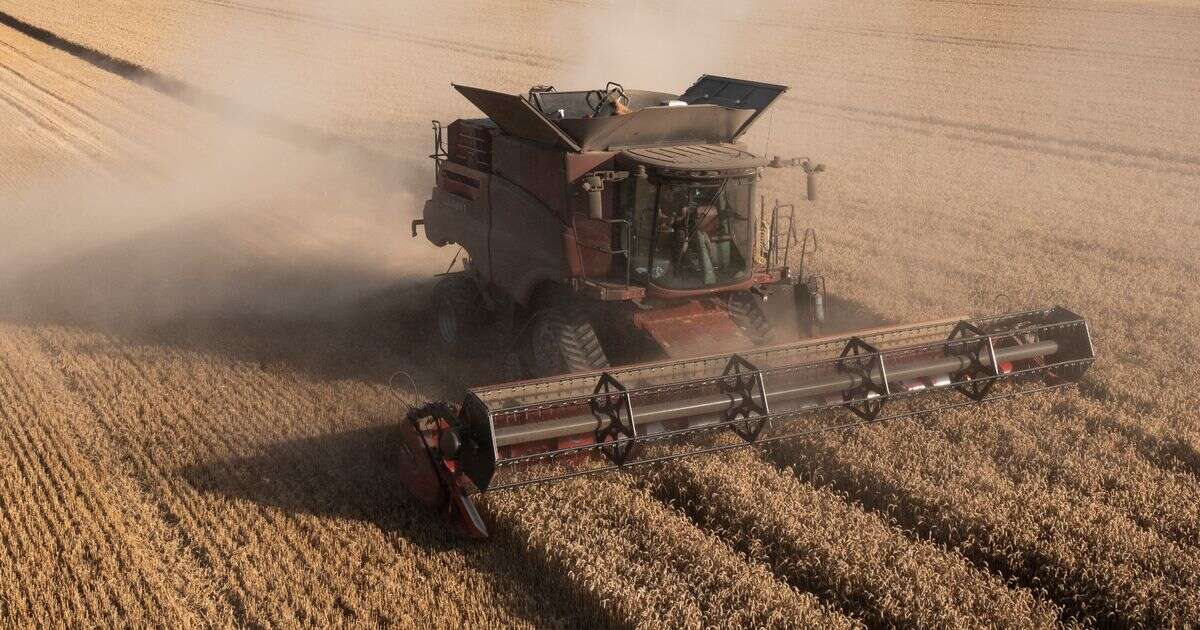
[585,89,607,115]
[588,82,630,116]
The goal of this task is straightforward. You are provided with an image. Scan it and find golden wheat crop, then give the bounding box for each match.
[642,447,1065,628]
[2,0,1199,627]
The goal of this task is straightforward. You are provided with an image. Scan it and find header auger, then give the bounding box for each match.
[405,76,1095,537]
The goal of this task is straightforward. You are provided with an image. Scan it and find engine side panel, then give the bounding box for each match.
[424,162,492,271]
[487,177,570,304]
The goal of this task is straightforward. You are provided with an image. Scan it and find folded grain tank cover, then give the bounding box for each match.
[679,75,788,140]
[453,77,787,152]
[452,84,582,151]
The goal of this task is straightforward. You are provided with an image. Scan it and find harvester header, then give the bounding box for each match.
[400,307,1095,538]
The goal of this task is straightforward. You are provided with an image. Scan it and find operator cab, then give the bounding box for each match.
[616,144,767,292]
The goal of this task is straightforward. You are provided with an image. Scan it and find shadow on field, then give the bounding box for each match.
[178,421,606,627]
[179,423,431,535]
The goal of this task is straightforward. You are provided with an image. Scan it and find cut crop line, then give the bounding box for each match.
[786,98,1200,172]
[0,59,165,178]
[10,336,196,622]
[0,81,106,165]
[913,0,1200,20]
[35,331,298,626]
[86,335,405,620]
[0,366,72,621]
[0,346,117,622]
[0,10,391,165]
[183,0,559,68]
[0,40,170,170]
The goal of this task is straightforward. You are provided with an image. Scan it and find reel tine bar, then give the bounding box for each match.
[590,372,638,466]
[946,320,1002,401]
[836,336,890,421]
[720,354,771,442]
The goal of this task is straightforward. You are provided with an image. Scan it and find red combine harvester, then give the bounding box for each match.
[405,76,1095,537]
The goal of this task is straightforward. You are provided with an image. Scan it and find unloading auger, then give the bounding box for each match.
[399,306,1095,538]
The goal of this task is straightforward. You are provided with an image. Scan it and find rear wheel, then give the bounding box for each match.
[520,304,610,378]
[729,292,774,345]
[433,275,490,356]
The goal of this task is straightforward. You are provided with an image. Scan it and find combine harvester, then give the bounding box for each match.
[405,76,1095,537]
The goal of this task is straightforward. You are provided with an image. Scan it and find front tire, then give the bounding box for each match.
[729,292,774,345]
[520,304,610,378]
[433,275,490,356]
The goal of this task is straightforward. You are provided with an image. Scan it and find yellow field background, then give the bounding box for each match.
[1,1,1198,627]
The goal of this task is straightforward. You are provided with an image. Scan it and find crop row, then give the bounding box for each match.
[778,404,1200,627]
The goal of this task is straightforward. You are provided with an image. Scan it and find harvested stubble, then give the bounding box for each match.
[642,446,1063,629]
[13,322,590,628]
[0,325,225,627]
[778,406,1200,627]
[481,475,860,630]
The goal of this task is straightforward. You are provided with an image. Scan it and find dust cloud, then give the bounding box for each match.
[2,0,760,332]
[547,0,754,94]
[0,7,444,329]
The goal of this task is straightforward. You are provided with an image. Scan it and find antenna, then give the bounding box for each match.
[762,108,775,156]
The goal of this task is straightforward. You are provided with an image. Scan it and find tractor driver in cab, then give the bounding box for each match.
[650,182,747,287]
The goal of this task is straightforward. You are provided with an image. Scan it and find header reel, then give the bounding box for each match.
[399,306,1094,538]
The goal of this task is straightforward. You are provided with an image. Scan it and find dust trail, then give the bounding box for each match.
[0,8,444,329]
[545,0,755,92]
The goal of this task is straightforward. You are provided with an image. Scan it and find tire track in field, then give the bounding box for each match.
[0,9,392,167]
[741,7,1200,68]
[914,0,1200,20]
[0,46,167,178]
[0,62,113,168]
[619,2,1200,68]
[778,97,1200,177]
[0,38,175,169]
[841,23,1200,67]
[183,0,559,69]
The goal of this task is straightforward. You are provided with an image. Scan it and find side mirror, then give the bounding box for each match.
[767,156,826,201]
[801,160,826,202]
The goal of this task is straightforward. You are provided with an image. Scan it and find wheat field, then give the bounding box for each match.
[1,1,1198,627]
